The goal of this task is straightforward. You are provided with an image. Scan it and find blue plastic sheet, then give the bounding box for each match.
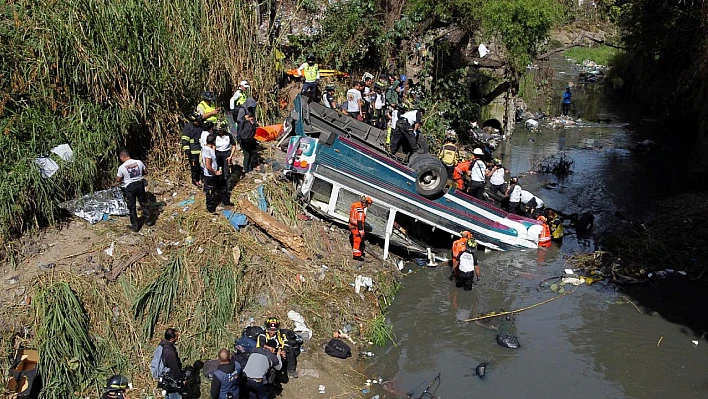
[256,185,268,212]
[222,210,248,231]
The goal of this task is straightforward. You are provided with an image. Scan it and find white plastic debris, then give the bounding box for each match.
[692,340,699,346]
[564,268,574,275]
[104,242,115,257]
[397,260,404,271]
[50,144,74,161]
[478,43,489,58]
[34,157,59,178]
[287,310,313,340]
[354,275,373,294]
[561,277,585,286]
[318,384,325,394]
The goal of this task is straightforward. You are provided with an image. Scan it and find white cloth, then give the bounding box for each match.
[374,93,384,110]
[520,190,544,208]
[200,130,210,148]
[470,160,486,182]
[215,134,232,152]
[459,251,477,273]
[287,310,313,340]
[346,89,362,113]
[50,144,74,161]
[509,184,522,202]
[229,90,243,110]
[390,110,399,129]
[201,146,216,177]
[478,43,489,58]
[490,167,505,185]
[35,157,59,178]
[116,159,145,188]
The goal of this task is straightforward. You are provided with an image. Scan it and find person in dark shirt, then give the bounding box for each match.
[159,328,185,399]
[238,113,258,174]
[210,348,241,399]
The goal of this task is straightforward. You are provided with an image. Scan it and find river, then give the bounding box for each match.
[364,56,708,398]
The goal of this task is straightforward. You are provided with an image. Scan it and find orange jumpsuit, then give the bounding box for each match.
[453,160,471,190]
[451,237,467,268]
[537,216,552,247]
[349,201,367,257]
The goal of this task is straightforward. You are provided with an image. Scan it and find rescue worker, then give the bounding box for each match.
[346,81,364,120]
[451,231,472,269]
[181,112,203,187]
[243,344,283,399]
[562,86,572,116]
[537,215,552,247]
[545,209,564,241]
[297,54,320,98]
[469,148,487,199]
[322,85,338,109]
[256,317,303,379]
[385,102,399,146]
[349,195,373,261]
[505,177,522,214]
[520,189,545,217]
[201,134,222,213]
[390,108,419,161]
[400,108,426,153]
[102,375,130,399]
[454,243,480,290]
[210,348,241,399]
[486,158,506,196]
[229,80,250,111]
[197,91,220,124]
[238,112,258,174]
[453,156,472,191]
[214,127,237,206]
[438,132,460,178]
[116,149,152,232]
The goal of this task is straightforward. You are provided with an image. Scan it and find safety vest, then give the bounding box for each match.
[349,202,366,232]
[197,100,218,123]
[550,216,564,240]
[538,217,552,247]
[451,237,467,264]
[304,63,319,82]
[439,143,459,166]
[235,90,246,106]
[257,331,286,349]
[212,366,240,399]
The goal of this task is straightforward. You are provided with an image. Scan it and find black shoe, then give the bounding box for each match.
[288,369,298,378]
[353,256,364,261]
[129,225,140,232]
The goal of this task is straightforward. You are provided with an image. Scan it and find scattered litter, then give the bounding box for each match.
[475,362,487,378]
[184,236,194,245]
[361,388,369,394]
[371,395,380,399]
[38,262,56,269]
[354,275,373,294]
[34,157,60,178]
[222,210,248,231]
[362,351,374,357]
[692,340,699,347]
[50,143,74,161]
[177,197,195,207]
[182,206,190,212]
[104,242,115,257]
[156,247,163,255]
[172,192,178,197]
[288,310,313,340]
[7,276,19,285]
[232,246,241,264]
[318,384,325,394]
[59,187,129,224]
[397,260,404,271]
[256,185,269,212]
[564,268,574,275]
[561,277,585,286]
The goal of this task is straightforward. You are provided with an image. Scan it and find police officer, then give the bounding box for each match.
[102,375,130,399]
[197,91,220,124]
[214,126,237,206]
[468,148,487,199]
[297,54,320,98]
[181,112,203,187]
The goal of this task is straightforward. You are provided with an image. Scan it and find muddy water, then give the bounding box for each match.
[365,57,708,398]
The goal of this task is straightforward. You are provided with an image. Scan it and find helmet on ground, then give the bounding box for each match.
[105,375,130,391]
[307,53,315,63]
[493,158,502,166]
[460,231,472,239]
[473,148,484,156]
[266,317,280,330]
[361,195,373,206]
[202,91,215,101]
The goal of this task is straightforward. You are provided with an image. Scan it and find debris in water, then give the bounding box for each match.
[476,362,487,378]
[496,331,520,349]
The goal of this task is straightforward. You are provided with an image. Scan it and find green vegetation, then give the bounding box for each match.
[369,314,396,347]
[564,45,619,66]
[0,0,280,239]
[132,254,186,339]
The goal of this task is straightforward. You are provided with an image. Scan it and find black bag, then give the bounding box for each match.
[324,338,351,359]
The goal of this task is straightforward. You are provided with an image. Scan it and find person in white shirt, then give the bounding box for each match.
[346,82,364,120]
[505,177,522,214]
[372,83,385,128]
[229,80,250,111]
[214,128,237,206]
[201,134,223,213]
[486,158,506,196]
[116,149,152,231]
[322,85,337,109]
[454,245,480,290]
[520,189,545,217]
[468,148,487,199]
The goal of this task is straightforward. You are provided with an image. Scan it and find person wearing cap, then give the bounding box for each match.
[505,177,522,214]
[454,242,480,290]
[349,195,373,261]
[297,54,320,98]
[229,80,250,111]
[209,348,241,399]
[181,112,204,187]
[486,158,506,196]
[197,91,220,123]
[346,81,364,120]
[438,132,460,178]
[256,317,302,379]
[102,375,130,399]
[468,148,487,199]
[322,85,338,109]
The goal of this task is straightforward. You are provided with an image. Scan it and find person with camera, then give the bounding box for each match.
[158,328,185,399]
[243,343,283,399]
[256,317,303,379]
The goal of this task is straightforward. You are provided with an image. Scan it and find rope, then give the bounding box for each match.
[464,291,571,323]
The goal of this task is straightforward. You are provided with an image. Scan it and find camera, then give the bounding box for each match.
[158,374,185,394]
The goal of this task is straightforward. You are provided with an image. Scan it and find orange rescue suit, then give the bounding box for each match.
[453,160,471,189]
[538,216,552,247]
[349,201,367,257]
[451,237,467,268]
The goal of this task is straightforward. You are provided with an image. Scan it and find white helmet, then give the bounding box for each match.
[473,148,484,156]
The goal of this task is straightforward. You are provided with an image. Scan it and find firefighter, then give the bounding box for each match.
[537,215,552,247]
[181,111,203,186]
[438,131,460,178]
[545,209,564,242]
[349,195,373,261]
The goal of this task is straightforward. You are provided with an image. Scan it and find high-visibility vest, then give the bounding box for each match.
[538,217,552,247]
[439,143,459,166]
[348,202,366,232]
[235,90,246,106]
[550,216,564,240]
[197,100,218,123]
[304,64,319,82]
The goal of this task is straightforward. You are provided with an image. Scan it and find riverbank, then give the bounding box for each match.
[0,145,400,397]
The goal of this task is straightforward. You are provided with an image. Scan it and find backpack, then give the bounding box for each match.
[150,344,170,379]
[324,338,351,359]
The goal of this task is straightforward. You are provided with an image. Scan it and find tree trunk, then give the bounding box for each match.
[238,198,307,258]
[504,84,516,136]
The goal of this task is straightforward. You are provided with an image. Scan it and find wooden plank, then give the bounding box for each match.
[104,251,147,281]
[238,198,306,258]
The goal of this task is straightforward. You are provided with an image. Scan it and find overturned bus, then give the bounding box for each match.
[282,96,543,259]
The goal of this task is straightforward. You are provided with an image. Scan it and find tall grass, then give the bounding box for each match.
[0,0,280,239]
[564,45,620,66]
